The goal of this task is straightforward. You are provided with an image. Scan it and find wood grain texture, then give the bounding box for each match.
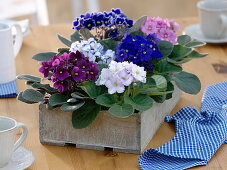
[0,18,226,170]
[39,86,181,154]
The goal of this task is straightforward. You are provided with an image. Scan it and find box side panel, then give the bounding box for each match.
[140,86,181,152]
[39,105,141,153]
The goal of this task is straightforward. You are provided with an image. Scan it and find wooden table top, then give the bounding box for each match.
[0,18,226,170]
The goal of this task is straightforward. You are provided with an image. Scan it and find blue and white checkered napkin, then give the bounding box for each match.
[0,80,18,98]
[139,81,227,170]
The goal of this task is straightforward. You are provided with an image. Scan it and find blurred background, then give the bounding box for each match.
[0,0,201,25]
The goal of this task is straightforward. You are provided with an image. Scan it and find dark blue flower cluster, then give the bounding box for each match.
[72,8,133,38]
[116,33,163,70]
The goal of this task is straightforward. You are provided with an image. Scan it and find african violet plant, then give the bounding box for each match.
[17,9,207,129]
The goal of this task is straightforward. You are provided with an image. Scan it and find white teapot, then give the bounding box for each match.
[0,23,23,84]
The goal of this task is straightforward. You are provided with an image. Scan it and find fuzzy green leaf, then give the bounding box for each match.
[60,101,85,112]
[168,45,193,60]
[151,95,166,103]
[71,92,86,99]
[32,52,56,61]
[172,71,201,94]
[72,100,100,129]
[95,93,118,107]
[67,98,77,103]
[124,94,153,111]
[70,31,82,42]
[177,35,192,45]
[130,16,147,33]
[166,82,174,100]
[80,81,107,99]
[108,104,134,118]
[151,75,167,90]
[17,91,37,104]
[17,75,41,83]
[57,34,72,47]
[154,60,182,74]
[98,39,118,51]
[130,30,145,36]
[48,93,68,106]
[32,83,58,93]
[22,89,44,102]
[185,41,206,48]
[157,41,174,57]
[187,50,208,58]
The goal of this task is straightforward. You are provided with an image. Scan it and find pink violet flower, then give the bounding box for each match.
[141,17,179,44]
[141,21,157,35]
[158,28,177,44]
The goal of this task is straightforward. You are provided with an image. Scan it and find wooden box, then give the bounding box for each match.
[39,87,181,154]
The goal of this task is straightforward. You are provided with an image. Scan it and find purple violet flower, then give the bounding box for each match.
[71,66,86,82]
[76,60,90,70]
[87,66,99,81]
[39,61,52,77]
[53,66,70,81]
[53,80,68,93]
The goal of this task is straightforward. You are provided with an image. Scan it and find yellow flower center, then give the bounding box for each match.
[60,71,63,74]
[125,49,129,52]
[143,51,146,54]
[75,73,78,75]
[120,53,124,56]
[134,56,137,59]
[105,21,108,24]
[90,72,94,75]
[114,82,118,86]
[153,48,156,51]
[82,66,86,69]
[97,21,101,24]
[136,71,140,74]
[88,24,91,27]
[132,39,136,41]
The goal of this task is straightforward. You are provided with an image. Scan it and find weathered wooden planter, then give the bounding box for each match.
[39,87,181,154]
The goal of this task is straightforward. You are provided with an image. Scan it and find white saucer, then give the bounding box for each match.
[0,147,35,170]
[183,24,227,44]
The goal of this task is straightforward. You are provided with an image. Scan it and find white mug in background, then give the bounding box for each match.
[0,116,28,168]
[197,0,227,39]
[0,23,23,84]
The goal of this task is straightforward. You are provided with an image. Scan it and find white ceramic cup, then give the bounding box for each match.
[0,23,23,84]
[197,0,227,39]
[0,116,28,168]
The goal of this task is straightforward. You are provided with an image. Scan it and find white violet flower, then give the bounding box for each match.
[96,61,147,94]
[70,38,115,64]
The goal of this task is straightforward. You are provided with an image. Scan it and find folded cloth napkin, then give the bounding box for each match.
[0,80,18,98]
[139,82,227,170]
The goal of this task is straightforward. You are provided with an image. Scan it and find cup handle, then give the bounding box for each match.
[12,24,23,58]
[219,14,227,37]
[13,122,28,151]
